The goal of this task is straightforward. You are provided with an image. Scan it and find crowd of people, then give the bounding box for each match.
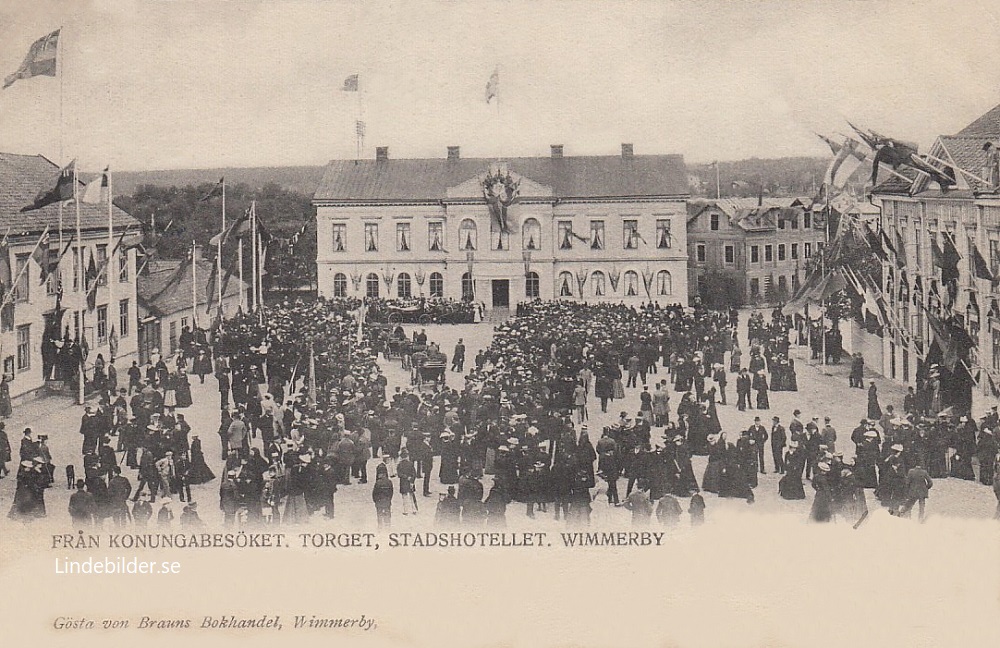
[3,296,1000,527]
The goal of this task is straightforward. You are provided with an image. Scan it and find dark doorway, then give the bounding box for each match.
[491,279,509,308]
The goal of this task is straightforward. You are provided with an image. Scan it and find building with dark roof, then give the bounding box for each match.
[0,153,142,402]
[313,144,690,307]
[871,102,1000,410]
[136,255,247,364]
[686,197,826,306]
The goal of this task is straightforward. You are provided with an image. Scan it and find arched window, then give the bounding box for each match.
[525,271,540,299]
[429,272,444,298]
[366,273,380,298]
[460,219,477,251]
[333,272,348,298]
[591,271,606,297]
[397,272,412,298]
[461,272,475,301]
[522,218,541,250]
[624,270,639,297]
[558,271,574,297]
[656,270,672,296]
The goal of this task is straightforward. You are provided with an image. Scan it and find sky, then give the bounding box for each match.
[1,0,1000,171]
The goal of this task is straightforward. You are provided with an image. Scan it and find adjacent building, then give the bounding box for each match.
[136,255,247,364]
[313,145,690,308]
[686,197,826,305]
[871,101,1000,410]
[0,153,142,403]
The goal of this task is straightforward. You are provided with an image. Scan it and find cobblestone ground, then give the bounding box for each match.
[1,310,996,531]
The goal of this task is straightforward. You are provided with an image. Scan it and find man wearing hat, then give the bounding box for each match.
[898,462,933,521]
[68,479,96,527]
[748,417,768,474]
[770,416,786,474]
[821,417,837,454]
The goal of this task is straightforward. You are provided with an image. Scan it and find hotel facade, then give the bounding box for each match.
[313,145,690,309]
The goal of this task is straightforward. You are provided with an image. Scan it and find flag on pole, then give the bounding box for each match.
[198,177,224,202]
[823,136,866,188]
[43,237,74,285]
[21,160,74,212]
[209,206,250,247]
[485,67,499,103]
[0,229,11,289]
[356,120,366,137]
[85,250,99,311]
[926,310,960,371]
[970,240,996,282]
[342,74,359,91]
[82,167,109,204]
[29,228,51,279]
[3,29,60,90]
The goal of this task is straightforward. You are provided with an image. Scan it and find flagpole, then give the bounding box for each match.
[75,164,84,405]
[250,201,258,313]
[821,183,829,369]
[107,167,115,359]
[715,162,720,199]
[191,240,198,329]
[58,25,64,162]
[238,238,245,311]
[218,182,224,317]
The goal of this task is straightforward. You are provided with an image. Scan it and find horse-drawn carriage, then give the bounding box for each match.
[415,360,446,388]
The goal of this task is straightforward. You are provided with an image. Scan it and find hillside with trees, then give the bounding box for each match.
[114,181,316,294]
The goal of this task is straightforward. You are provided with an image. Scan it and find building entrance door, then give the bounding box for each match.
[491,279,509,308]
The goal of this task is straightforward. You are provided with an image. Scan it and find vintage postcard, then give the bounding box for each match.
[0,1,998,646]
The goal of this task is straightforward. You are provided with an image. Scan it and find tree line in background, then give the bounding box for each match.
[689,157,870,199]
[113,181,317,294]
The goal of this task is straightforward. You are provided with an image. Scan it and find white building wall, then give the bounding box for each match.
[3,236,139,403]
[316,198,689,307]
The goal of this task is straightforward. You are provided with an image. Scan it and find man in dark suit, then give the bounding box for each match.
[736,369,752,411]
[899,463,933,521]
[771,416,786,474]
[748,417,769,474]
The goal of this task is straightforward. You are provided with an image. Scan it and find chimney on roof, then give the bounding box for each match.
[376,146,389,161]
[447,146,460,160]
[550,145,564,158]
[621,143,633,158]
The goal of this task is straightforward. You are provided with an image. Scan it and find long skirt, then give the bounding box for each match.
[778,473,805,500]
[612,380,625,400]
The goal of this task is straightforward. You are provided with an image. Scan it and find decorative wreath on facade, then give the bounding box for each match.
[483,167,520,234]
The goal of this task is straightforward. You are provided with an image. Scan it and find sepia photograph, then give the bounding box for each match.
[0,1,998,646]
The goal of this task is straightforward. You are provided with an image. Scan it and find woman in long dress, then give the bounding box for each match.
[174,370,193,408]
[753,371,770,410]
[186,435,215,484]
[809,463,835,522]
[163,372,178,408]
[867,382,883,420]
[778,442,806,500]
[438,432,460,485]
[701,433,725,494]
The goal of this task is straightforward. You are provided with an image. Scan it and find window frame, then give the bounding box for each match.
[429,272,444,298]
[16,324,29,372]
[331,223,347,252]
